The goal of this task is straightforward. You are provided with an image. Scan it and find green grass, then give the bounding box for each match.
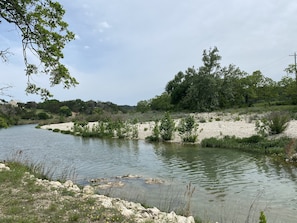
[222,104,297,115]
[0,161,138,223]
[201,135,292,155]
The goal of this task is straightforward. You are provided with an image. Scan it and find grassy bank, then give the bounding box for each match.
[0,161,142,223]
[200,135,292,155]
[0,161,198,223]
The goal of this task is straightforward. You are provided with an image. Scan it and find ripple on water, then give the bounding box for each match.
[1,126,297,223]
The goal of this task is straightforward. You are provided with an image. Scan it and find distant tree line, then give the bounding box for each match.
[137,47,297,112]
[0,99,135,128]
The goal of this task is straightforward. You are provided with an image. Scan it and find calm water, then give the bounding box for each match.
[0,125,297,222]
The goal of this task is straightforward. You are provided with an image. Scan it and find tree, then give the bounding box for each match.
[38,99,60,113]
[0,0,77,99]
[218,64,247,108]
[241,71,266,106]
[178,115,198,143]
[277,75,297,104]
[150,92,173,111]
[59,105,71,117]
[166,71,189,105]
[136,100,150,113]
[200,46,221,76]
[183,47,222,111]
[159,112,175,141]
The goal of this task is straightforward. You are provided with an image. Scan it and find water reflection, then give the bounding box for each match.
[152,143,258,199]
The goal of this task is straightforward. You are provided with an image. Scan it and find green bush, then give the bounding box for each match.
[0,116,8,128]
[268,111,290,134]
[37,112,50,120]
[256,111,290,136]
[178,115,198,143]
[59,105,72,117]
[259,211,267,223]
[201,135,291,154]
[159,112,175,141]
[146,120,161,142]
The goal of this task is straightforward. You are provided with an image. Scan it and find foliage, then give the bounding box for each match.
[38,99,131,115]
[201,135,291,154]
[59,105,72,117]
[150,93,173,111]
[0,0,77,98]
[137,46,297,112]
[259,211,267,223]
[136,100,150,113]
[177,115,198,143]
[256,111,290,136]
[159,112,175,141]
[0,116,8,128]
[37,112,50,120]
[145,120,161,142]
[165,47,249,111]
[72,119,138,140]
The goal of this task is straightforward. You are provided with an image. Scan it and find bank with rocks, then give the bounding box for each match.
[0,162,195,223]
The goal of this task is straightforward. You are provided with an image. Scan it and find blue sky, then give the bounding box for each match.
[1,0,297,105]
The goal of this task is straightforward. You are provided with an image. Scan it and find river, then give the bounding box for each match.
[0,125,296,222]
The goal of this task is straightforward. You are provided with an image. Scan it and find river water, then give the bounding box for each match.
[0,125,296,222]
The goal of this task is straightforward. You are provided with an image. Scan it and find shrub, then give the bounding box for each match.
[178,115,198,143]
[37,112,50,120]
[259,211,267,223]
[267,111,290,134]
[159,112,175,141]
[0,116,8,128]
[59,105,72,117]
[256,111,290,136]
[146,120,161,142]
[201,135,291,154]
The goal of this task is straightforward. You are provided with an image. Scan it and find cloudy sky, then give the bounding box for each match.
[1,0,297,105]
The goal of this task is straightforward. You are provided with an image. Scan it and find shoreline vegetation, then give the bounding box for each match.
[40,111,297,161]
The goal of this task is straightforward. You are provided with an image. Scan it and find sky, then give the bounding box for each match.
[1,0,297,105]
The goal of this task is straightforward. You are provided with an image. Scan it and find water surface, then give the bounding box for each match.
[0,125,296,222]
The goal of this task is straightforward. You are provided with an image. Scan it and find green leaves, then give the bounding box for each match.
[255,111,290,136]
[0,0,77,98]
[178,115,198,143]
[159,112,175,141]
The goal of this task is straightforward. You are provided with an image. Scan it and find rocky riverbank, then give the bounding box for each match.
[0,162,195,223]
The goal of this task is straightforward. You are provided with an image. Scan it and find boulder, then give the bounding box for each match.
[83,185,95,195]
[0,163,10,171]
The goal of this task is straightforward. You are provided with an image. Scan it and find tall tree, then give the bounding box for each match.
[165,47,251,111]
[184,47,222,111]
[218,64,247,108]
[0,0,77,98]
[278,75,297,104]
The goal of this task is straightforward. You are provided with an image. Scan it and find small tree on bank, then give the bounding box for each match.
[178,115,198,143]
[159,112,175,141]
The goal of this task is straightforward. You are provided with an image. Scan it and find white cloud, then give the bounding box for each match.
[99,21,111,29]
